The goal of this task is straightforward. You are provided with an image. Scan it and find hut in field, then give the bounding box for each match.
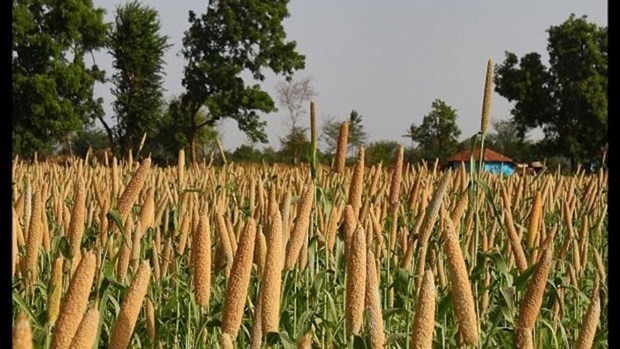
[445,148,516,175]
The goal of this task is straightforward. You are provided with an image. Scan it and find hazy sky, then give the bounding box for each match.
[92,0,607,151]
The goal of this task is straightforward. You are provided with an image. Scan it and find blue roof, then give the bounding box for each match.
[450,161,515,175]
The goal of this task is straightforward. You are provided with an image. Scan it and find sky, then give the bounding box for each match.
[91,0,608,152]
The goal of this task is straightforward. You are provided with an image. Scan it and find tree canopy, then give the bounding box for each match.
[407,99,461,161]
[151,96,221,165]
[484,119,534,163]
[365,141,401,166]
[321,110,367,154]
[68,127,110,158]
[106,0,171,158]
[494,14,607,168]
[279,126,310,164]
[12,0,108,157]
[178,0,306,163]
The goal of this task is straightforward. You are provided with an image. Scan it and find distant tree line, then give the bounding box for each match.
[13,1,606,171]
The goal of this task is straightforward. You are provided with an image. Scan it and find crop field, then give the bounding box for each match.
[11,148,607,348]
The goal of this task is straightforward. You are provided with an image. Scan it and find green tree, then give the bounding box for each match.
[404,146,423,164]
[321,109,367,154]
[494,14,607,169]
[69,127,110,158]
[365,140,400,166]
[104,0,171,158]
[12,0,108,157]
[230,144,264,163]
[151,96,220,164]
[407,99,461,161]
[484,119,534,163]
[279,126,310,164]
[178,0,305,163]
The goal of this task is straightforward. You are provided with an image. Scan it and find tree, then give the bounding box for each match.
[494,14,607,169]
[407,99,461,161]
[275,77,317,129]
[178,0,305,163]
[321,109,367,153]
[365,141,400,166]
[104,0,171,158]
[12,0,108,157]
[229,145,264,163]
[72,127,109,156]
[484,119,534,163]
[279,126,310,164]
[404,146,423,164]
[151,96,221,165]
[275,76,316,164]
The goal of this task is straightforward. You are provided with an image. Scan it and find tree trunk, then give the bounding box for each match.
[189,130,197,165]
[188,104,199,166]
[64,133,73,157]
[97,115,118,158]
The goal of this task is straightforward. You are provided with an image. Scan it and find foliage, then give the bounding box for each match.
[494,14,607,168]
[406,99,461,161]
[365,140,401,165]
[178,0,305,162]
[404,146,423,164]
[69,127,110,158]
[279,126,311,164]
[12,0,108,157]
[106,0,171,158]
[544,155,573,174]
[484,119,535,163]
[151,97,220,165]
[321,109,367,154]
[229,145,266,163]
[226,145,283,164]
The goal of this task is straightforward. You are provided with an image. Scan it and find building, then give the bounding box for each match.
[445,148,516,175]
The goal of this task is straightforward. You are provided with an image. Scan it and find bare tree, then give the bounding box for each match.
[275,77,317,164]
[275,77,317,129]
